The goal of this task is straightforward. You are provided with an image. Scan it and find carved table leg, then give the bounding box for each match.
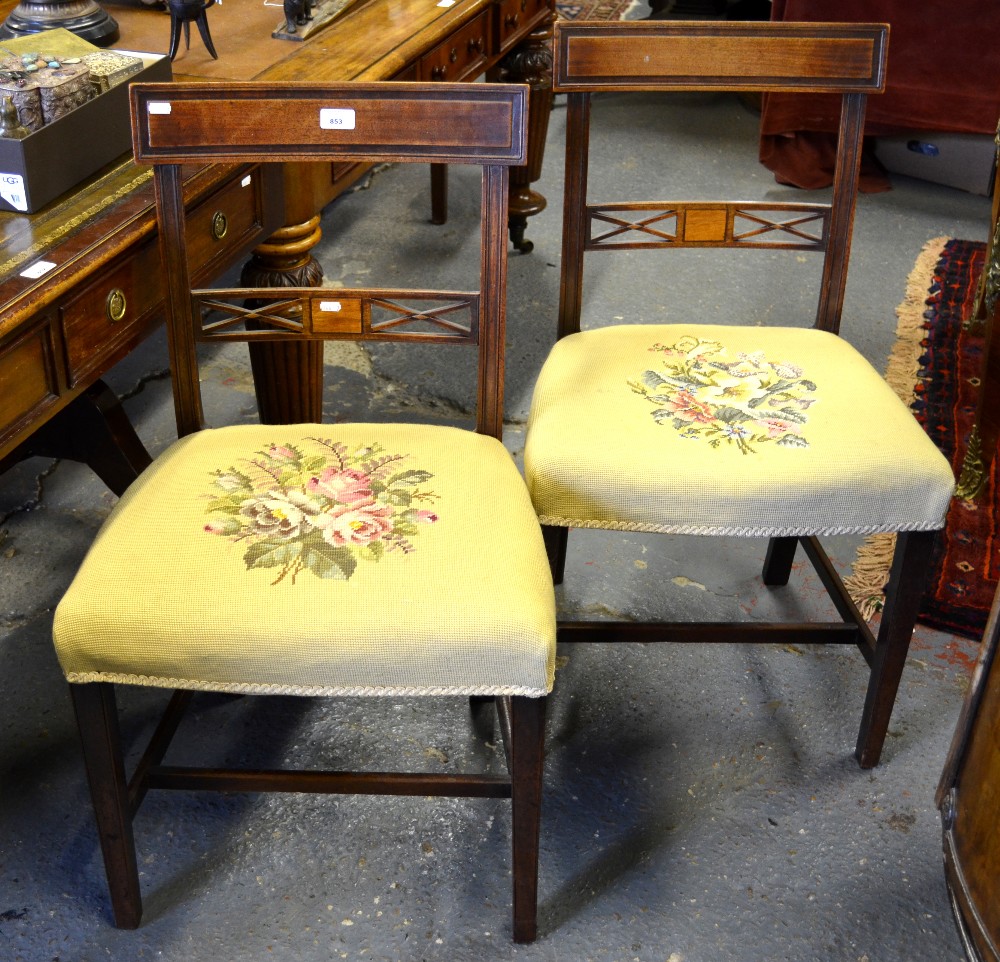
[500,15,554,254]
[240,213,325,424]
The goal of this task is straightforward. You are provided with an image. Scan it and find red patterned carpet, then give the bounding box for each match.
[847,237,997,643]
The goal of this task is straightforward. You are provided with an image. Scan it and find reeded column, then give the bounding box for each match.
[240,213,325,424]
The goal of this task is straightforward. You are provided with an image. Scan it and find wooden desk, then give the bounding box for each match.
[0,160,280,491]
[0,0,554,483]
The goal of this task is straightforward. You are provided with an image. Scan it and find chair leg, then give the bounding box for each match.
[542,525,568,586]
[761,535,799,586]
[69,683,143,928]
[508,695,546,944]
[855,530,937,769]
[468,694,496,742]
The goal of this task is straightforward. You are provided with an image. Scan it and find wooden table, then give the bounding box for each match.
[0,159,281,491]
[0,0,555,486]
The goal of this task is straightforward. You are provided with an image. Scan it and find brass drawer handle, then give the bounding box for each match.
[431,64,447,80]
[505,12,520,29]
[211,210,228,241]
[106,288,127,324]
[468,36,484,54]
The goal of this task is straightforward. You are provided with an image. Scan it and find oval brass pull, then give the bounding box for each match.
[431,64,447,80]
[505,12,519,29]
[105,288,126,324]
[211,210,228,241]
[448,47,458,63]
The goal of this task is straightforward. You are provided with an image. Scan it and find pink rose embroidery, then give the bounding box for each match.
[314,503,395,547]
[205,438,439,583]
[306,467,373,504]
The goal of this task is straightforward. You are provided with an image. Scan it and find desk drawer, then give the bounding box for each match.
[186,169,269,282]
[61,241,161,387]
[420,11,490,82]
[0,323,58,446]
[61,169,269,386]
[496,0,549,53]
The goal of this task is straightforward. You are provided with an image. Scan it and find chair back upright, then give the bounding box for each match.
[551,21,888,339]
[129,81,528,438]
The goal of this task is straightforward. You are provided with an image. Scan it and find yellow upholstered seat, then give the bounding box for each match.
[526,323,954,537]
[54,82,553,943]
[56,423,554,696]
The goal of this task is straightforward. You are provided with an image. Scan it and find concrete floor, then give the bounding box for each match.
[0,47,993,962]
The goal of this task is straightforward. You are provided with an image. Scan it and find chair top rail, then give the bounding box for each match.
[131,82,528,166]
[553,21,888,93]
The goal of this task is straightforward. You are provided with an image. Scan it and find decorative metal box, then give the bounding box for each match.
[82,50,144,94]
[0,47,170,213]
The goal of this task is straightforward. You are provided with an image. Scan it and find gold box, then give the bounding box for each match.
[82,50,144,93]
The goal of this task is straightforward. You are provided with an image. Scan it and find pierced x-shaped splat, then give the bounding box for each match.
[587,202,830,250]
[188,289,479,343]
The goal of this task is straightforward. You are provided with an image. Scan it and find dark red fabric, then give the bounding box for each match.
[759,2,1000,190]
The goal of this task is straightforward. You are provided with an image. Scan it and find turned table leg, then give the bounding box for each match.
[240,208,325,424]
[500,14,554,254]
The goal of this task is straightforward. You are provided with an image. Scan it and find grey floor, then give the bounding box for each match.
[0,46,993,962]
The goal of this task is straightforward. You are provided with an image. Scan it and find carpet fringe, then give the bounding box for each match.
[843,237,950,618]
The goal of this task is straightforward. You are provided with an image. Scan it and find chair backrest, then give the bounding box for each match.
[551,21,888,339]
[129,81,528,439]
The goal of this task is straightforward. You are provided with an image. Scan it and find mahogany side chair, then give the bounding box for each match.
[523,21,955,768]
[52,81,555,942]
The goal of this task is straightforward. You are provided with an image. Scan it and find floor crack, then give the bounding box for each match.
[118,367,171,402]
[0,458,60,525]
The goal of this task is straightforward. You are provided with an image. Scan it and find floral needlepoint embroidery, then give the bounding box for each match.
[204,438,439,583]
[628,336,818,454]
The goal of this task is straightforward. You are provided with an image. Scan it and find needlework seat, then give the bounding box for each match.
[53,81,554,943]
[57,423,553,695]
[523,21,955,769]
[528,323,952,536]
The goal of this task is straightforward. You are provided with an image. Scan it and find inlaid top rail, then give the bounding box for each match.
[131,82,528,165]
[553,21,888,93]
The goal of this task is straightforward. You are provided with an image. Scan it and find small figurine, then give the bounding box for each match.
[0,96,29,139]
[283,0,313,35]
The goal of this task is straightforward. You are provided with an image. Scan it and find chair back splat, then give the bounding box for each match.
[131,82,525,439]
[553,21,887,340]
[54,82,555,943]
[524,22,956,769]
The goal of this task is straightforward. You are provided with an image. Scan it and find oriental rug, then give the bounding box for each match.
[845,237,997,641]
